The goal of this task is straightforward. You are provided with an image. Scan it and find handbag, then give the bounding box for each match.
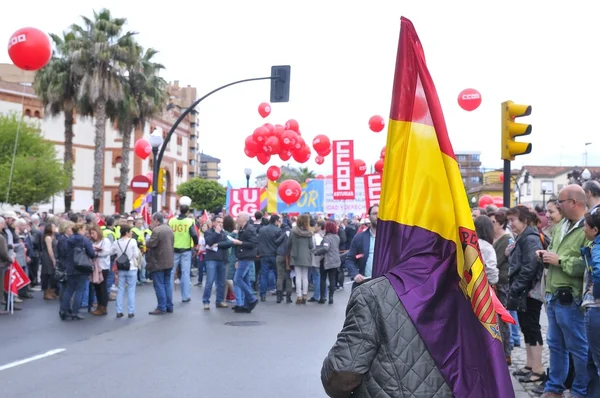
[73,246,93,274]
[115,240,132,271]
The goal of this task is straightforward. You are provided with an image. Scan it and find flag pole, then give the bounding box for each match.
[7,263,13,314]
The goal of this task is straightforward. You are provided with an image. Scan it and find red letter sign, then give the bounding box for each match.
[332,140,355,200]
[229,188,261,217]
[364,173,381,210]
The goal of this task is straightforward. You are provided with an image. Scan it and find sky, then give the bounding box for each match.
[2,1,599,188]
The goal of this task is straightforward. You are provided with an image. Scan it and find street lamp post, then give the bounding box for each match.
[541,189,547,210]
[149,130,164,214]
[244,168,252,188]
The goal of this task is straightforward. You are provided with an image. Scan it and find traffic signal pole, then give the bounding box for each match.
[503,160,511,208]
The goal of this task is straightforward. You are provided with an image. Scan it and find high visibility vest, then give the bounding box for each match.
[102,228,117,241]
[131,227,146,251]
[114,225,121,239]
[169,217,194,250]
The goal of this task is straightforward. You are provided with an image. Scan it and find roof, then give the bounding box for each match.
[199,153,220,162]
[522,165,600,178]
[467,183,503,194]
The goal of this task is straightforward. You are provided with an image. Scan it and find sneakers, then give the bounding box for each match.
[204,304,210,310]
[216,302,228,308]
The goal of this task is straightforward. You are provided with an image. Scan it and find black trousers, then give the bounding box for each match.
[28,256,40,284]
[93,270,109,307]
[320,264,337,299]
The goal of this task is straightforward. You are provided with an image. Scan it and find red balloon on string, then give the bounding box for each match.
[315,155,325,165]
[134,139,152,160]
[262,136,281,155]
[478,195,494,207]
[457,88,482,111]
[278,179,302,205]
[267,165,281,181]
[279,150,293,161]
[369,115,385,133]
[285,119,300,132]
[257,152,270,165]
[374,159,384,173]
[354,159,367,177]
[258,102,271,118]
[312,134,331,154]
[8,27,52,71]
[380,146,386,159]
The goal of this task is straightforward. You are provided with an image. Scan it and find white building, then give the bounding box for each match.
[0,68,197,214]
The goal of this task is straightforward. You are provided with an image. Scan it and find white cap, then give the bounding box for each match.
[179,196,192,207]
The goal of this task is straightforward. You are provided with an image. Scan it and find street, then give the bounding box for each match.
[0,283,350,398]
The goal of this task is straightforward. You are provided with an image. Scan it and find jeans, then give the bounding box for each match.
[60,274,88,315]
[171,250,192,301]
[320,265,335,300]
[106,269,115,295]
[259,256,277,297]
[203,260,226,304]
[234,260,257,308]
[586,307,600,397]
[311,266,321,300]
[81,281,96,309]
[545,297,589,397]
[116,270,137,314]
[194,254,205,284]
[509,310,521,346]
[138,255,147,283]
[151,268,173,312]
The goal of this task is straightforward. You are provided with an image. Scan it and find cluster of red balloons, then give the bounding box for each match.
[478,194,503,208]
[8,27,52,71]
[134,138,151,160]
[244,119,312,165]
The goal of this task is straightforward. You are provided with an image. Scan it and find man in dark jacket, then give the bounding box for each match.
[202,216,232,310]
[231,212,259,313]
[147,213,175,315]
[257,215,285,302]
[345,205,378,289]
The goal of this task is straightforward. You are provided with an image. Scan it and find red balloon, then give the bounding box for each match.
[316,174,325,180]
[292,146,311,163]
[262,136,281,155]
[293,136,306,152]
[354,159,367,177]
[244,147,256,158]
[8,27,51,71]
[280,130,297,149]
[478,195,494,207]
[252,126,269,143]
[258,102,271,118]
[499,173,505,183]
[279,150,293,161]
[267,165,281,182]
[369,115,385,133]
[374,159,384,173]
[312,134,331,154]
[278,179,302,205]
[285,119,299,132]
[245,135,260,152]
[263,123,275,134]
[317,146,332,157]
[457,88,482,111]
[315,155,325,165]
[492,196,504,206]
[380,146,386,159]
[145,172,153,184]
[257,152,271,165]
[134,139,151,160]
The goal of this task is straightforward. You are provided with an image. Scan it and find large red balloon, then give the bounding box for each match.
[278,179,302,205]
[369,115,385,133]
[258,102,271,118]
[293,136,306,152]
[263,123,275,134]
[262,136,281,155]
[267,165,281,182]
[244,147,256,158]
[280,130,297,149]
[279,149,293,161]
[252,126,269,143]
[8,27,52,71]
[245,135,260,152]
[285,119,299,132]
[354,159,367,177]
[478,195,494,207]
[317,146,332,157]
[457,88,482,111]
[257,152,270,165]
[292,146,311,163]
[134,138,151,160]
[374,159,384,174]
[315,155,325,165]
[492,196,504,206]
[312,134,331,154]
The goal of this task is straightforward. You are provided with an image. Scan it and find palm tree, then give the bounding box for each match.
[70,9,136,212]
[110,46,168,213]
[278,166,316,183]
[33,32,80,212]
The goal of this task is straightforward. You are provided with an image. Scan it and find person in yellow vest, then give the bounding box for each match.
[132,218,148,284]
[168,196,198,303]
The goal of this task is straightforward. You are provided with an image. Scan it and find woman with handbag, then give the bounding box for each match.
[506,206,545,383]
[110,225,140,319]
[59,223,96,320]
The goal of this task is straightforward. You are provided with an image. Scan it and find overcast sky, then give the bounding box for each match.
[2,1,599,188]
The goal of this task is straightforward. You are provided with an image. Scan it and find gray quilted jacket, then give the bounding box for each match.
[321,277,452,397]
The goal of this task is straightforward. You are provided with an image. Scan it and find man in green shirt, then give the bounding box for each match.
[168,197,198,303]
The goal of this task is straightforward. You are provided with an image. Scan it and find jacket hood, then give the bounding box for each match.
[292,226,313,238]
[518,225,540,239]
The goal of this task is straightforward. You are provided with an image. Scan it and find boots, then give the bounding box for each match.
[91,305,105,316]
[276,291,282,304]
[328,293,334,305]
[50,289,59,299]
[286,292,292,303]
[44,289,56,300]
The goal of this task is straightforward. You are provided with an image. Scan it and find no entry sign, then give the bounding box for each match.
[130,175,152,194]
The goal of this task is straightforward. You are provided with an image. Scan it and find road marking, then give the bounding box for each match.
[0,349,66,372]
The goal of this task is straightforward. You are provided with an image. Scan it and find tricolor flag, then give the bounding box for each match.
[372,17,513,397]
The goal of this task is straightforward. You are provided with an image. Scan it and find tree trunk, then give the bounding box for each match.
[63,106,74,213]
[118,122,133,215]
[93,101,106,213]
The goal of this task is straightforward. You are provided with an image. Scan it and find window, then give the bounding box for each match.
[471,154,480,161]
[457,155,467,162]
[527,183,531,195]
[557,184,564,192]
[33,110,41,118]
[540,180,554,194]
[470,176,480,183]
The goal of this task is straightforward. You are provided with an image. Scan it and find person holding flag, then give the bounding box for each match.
[322,17,514,397]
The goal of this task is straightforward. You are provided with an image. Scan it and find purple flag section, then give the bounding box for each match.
[374,221,514,398]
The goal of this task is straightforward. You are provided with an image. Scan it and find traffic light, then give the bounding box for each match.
[501,100,532,161]
[157,168,166,194]
[270,65,291,103]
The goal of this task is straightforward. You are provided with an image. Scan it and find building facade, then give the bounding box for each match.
[0,64,197,214]
[456,151,483,190]
[198,153,221,181]
[467,169,519,207]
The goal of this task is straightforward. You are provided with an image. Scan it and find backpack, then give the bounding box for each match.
[539,232,550,250]
[116,239,132,271]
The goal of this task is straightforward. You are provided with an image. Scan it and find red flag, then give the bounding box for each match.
[141,205,151,225]
[490,286,516,325]
[88,204,93,211]
[4,260,31,295]
[201,209,208,224]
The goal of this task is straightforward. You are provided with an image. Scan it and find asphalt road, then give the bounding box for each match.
[0,283,350,398]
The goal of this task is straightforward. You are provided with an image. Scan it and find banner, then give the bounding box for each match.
[364,173,382,211]
[324,177,366,214]
[228,188,262,217]
[332,140,355,200]
[4,261,30,295]
[266,180,324,213]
